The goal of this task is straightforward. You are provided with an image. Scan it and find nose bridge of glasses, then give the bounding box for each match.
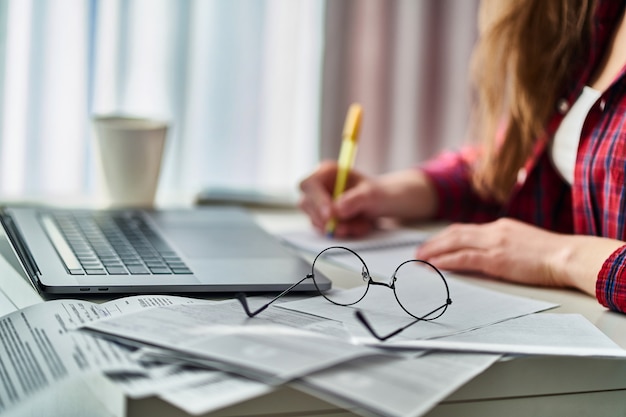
[367,278,394,290]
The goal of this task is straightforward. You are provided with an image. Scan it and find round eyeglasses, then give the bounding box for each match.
[235,246,452,341]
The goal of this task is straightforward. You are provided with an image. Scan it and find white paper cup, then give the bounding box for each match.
[93,116,168,208]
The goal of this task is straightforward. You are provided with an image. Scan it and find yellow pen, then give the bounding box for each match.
[325,103,363,237]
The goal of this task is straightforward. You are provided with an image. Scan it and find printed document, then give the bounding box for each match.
[0,295,211,414]
[108,353,273,415]
[299,352,500,417]
[279,277,556,341]
[280,228,429,253]
[158,371,273,415]
[84,300,385,384]
[375,313,626,357]
[0,286,16,317]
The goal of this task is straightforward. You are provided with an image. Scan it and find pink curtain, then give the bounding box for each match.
[320,0,479,176]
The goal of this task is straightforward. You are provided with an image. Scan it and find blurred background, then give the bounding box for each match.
[0,0,478,205]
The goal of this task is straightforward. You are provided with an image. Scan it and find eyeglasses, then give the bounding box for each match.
[235,246,452,341]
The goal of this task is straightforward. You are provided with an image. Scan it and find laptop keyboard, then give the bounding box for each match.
[41,212,192,276]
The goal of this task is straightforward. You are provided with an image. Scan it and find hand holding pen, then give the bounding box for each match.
[299,103,380,238]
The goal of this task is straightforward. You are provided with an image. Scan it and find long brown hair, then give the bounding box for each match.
[469,0,596,202]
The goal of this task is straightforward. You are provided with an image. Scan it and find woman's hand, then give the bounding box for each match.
[299,162,440,238]
[298,161,381,238]
[416,218,624,295]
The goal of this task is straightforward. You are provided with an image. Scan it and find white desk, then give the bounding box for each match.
[2,207,626,417]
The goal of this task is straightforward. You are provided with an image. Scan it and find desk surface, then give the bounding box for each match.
[2,207,626,417]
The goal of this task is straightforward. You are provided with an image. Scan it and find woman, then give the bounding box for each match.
[298,0,626,313]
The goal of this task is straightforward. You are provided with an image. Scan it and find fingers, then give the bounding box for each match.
[332,215,375,238]
[415,221,512,277]
[297,185,332,232]
[329,177,379,237]
[335,180,378,219]
[417,223,489,259]
[415,218,551,283]
[299,161,377,236]
[298,162,337,232]
[420,247,506,278]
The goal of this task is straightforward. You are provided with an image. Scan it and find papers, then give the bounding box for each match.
[279,274,556,341]
[280,228,429,254]
[0,286,17,317]
[298,352,500,417]
[81,293,626,417]
[279,227,557,340]
[0,301,130,413]
[158,372,272,415]
[84,300,383,383]
[5,371,124,417]
[5,288,625,417]
[367,314,626,358]
[0,252,42,310]
[0,295,211,414]
[108,356,273,415]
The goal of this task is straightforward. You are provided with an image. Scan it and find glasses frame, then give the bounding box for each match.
[235,245,452,341]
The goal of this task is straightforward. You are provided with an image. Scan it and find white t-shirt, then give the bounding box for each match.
[550,86,601,185]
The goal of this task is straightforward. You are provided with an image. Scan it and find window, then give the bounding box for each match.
[0,0,325,204]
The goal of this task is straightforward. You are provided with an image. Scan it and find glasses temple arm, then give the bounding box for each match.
[355,310,410,341]
[355,300,452,341]
[235,274,314,318]
[235,293,267,317]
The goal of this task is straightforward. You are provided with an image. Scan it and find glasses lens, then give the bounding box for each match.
[393,260,450,320]
[312,246,369,306]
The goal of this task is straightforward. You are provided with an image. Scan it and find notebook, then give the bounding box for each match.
[0,206,331,295]
[279,228,429,254]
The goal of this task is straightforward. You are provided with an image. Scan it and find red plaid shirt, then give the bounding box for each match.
[420,0,626,313]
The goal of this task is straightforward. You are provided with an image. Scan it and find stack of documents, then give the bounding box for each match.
[2,227,626,417]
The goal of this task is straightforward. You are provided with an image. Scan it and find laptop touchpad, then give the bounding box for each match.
[159,223,289,259]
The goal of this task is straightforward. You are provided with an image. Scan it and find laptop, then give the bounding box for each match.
[0,205,331,295]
